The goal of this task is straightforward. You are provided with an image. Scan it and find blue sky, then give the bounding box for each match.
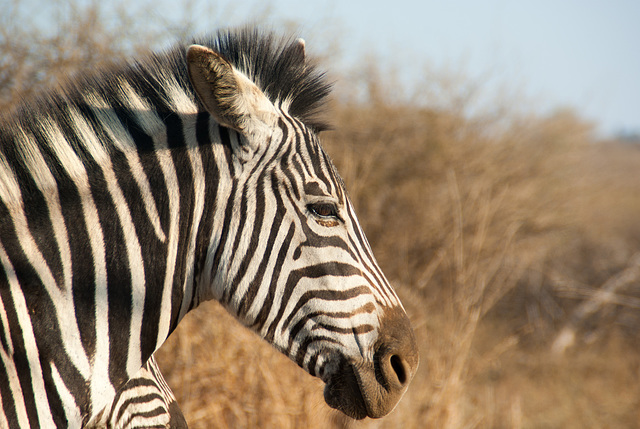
[204,0,638,138]
[24,0,640,137]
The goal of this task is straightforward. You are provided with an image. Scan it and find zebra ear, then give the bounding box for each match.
[186,44,277,134]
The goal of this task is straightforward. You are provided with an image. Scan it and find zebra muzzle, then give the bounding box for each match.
[323,306,419,419]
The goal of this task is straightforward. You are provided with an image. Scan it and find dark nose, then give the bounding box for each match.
[378,347,411,389]
[372,306,419,410]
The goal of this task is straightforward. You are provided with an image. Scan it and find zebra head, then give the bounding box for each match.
[186,31,419,420]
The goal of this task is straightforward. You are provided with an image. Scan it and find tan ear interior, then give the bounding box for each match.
[186,44,244,131]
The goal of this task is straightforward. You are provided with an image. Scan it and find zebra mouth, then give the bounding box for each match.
[323,358,369,419]
[323,353,413,420]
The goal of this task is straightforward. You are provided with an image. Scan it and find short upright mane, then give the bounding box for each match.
[190,28,332,130]
[2,27,332,134]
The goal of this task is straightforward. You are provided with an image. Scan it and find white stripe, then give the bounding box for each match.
[38,119,113,408]
[0,347,29,428]
[199,125,231,301]
[212,162,243,297]
[50,362,82,426]
[0,243,55,427]
[128,413,170,428]
[67,109,147,380]
[0,153,21,208]
[152,151,180,347]
[227,178,257,295]
[15,128,73,293]
[85,92,166,242]
[0,291,13,356]
[180,145,205,322]
[161,76,206,323]
[252,222,298,334]
[147,356,175,400]
[288,305,378,360]
[229,175,274,311]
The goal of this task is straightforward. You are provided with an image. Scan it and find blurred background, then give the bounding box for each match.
[3,0,640,427]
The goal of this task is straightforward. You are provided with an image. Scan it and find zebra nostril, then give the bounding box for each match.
[389,354,407,385]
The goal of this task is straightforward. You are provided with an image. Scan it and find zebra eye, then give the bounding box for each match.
[307,202,339,219]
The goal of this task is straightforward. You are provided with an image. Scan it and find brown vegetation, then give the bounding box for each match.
[4,3,640,427]
[157,89,640,428]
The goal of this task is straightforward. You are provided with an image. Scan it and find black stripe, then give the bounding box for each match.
[224,142,275,302]
[191,112,218,312]
[345,210,393,302]
[294,335,341,373]
[0,251,41,428]
[264,262,363,343]
[115,393,165,423]
[120,408,168,429]
[251,223,295,330]
[209,126,238,297]
[164,111,193,332]
[0,256,20,427]
[284,301,376,354]
[236,173,286,319]
[281,286,372,333]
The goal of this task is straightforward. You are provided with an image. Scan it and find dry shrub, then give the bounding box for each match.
[160,82,640,428]
[316,80,640,428]
[0,0,163,111]
[157,301,337,428]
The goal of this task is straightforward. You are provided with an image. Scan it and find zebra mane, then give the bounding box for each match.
[2,27,332,135]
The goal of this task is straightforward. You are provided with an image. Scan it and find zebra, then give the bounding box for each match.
[0,27,419,427]
[87,355,186,428]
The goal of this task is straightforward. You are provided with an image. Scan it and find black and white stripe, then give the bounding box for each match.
[0,27,418,427]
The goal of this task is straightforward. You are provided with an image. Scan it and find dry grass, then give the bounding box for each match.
[4,4,640,427]
[157,95,640,428]
[157,302,336,428]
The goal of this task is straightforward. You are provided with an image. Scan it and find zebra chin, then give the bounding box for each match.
[321,306,419,419]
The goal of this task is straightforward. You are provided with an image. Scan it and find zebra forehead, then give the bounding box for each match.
[281,140,337,186]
